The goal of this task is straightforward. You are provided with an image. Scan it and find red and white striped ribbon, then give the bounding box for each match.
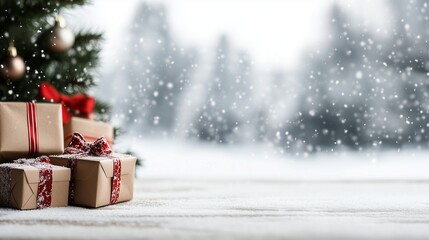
[26,102,39,158]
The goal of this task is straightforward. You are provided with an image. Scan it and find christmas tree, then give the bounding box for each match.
[0,0,110,121]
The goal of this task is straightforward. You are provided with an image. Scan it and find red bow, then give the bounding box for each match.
[39,82,95,123]
[64,132,121,205]
[65,132,112,156]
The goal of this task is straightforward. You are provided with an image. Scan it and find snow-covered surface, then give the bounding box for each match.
[1,139,429,239]
[127,138,429,181]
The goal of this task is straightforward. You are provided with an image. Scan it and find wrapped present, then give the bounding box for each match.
[0,156,70,210]
[63,117,113,148]
[0,102,64,163]
[50,132,136,208]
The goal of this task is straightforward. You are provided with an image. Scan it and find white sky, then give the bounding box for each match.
[66,0,389,71]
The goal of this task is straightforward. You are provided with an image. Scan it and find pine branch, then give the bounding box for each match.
[0,0,88,34]
[57,73,97,94]
[73,31,103,45]
[0,0,88,17]
[94,99,111,121]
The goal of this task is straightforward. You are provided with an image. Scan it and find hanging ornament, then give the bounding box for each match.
[42,16,75,53]
[0,43,26,82]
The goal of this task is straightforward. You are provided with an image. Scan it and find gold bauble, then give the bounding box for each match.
[43,16,75,53]
[0,45,26,82]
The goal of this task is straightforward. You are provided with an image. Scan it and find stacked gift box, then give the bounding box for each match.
[0,102,136,210]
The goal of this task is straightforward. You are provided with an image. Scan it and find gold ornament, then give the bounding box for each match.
[43,16,75,53]
[0,44,26,82]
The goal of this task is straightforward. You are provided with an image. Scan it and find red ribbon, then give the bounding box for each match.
[110,159,121,204]
[26,102,39,158]
[65,132,121,204]
[36,167,53,208]
[64,133,114,148]
[38,82,96,124]
[65,132,112,156]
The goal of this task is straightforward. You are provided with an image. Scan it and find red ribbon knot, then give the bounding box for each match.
[65,132,121,204]
[38,82,95,123]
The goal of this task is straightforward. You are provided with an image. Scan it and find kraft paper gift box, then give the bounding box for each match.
[50,153,136,208]
[0,102,64,163]
[0,157,70,210]
[63,117,113,148]
[50,132,136,208]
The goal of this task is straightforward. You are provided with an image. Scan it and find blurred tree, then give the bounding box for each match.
[192,35,254,144]
[285,1,429,154]
[116,3,196,134]
[284,5,373,154]
[386,0,429,148]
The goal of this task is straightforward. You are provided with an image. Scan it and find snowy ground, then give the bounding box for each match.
[1,138,429,239]
[129,138,429,181]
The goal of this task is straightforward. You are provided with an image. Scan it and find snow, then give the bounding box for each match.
[3,139,429,239]
[67,0,429,158]
[4,1,429,238]
[127,138,429,181]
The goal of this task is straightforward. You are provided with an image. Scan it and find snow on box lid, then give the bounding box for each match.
[50,153,136,179]
[0,163,71,183]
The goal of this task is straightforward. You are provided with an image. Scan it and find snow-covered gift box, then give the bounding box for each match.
[0,102,64,163]
[63,117,114,149]
[0,156,70,210]
[50,132,136,208]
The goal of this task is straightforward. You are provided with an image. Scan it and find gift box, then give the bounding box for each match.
[0,156,70,210]
[50,133,136,208]
[0,102,64,163]
[63,117,113,148]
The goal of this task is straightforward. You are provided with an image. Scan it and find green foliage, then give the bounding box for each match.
[94,99,111,122]
[0,0,104,118]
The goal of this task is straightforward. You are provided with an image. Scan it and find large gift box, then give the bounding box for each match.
[0,102,64,162]
[63,117,113,148]
[0,157,70,210]
[50,133,136,208]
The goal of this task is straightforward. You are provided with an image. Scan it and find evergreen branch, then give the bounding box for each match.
[0,0,88,32]
[113,127,121,138]
[37,31,103,74]
[0,0,88,14]
[63,74,97,93]
[94,99,111,121]
[73,31,103,45]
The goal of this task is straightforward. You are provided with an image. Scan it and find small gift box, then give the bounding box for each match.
[0,156,70,210]
[63,117,114,148]
[0,102,64,163]
[50,133,136,208]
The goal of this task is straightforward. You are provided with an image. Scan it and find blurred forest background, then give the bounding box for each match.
[93,0,429,156]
